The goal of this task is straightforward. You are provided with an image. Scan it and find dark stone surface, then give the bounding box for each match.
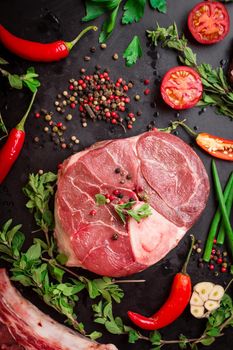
[0,0,232,349]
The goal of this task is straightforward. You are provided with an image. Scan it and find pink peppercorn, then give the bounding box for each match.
[144,88,151,95]
[105,112,111,118]
[69,85,74,90]
[127,124,133,129]
[109,195,115,201]
[105,194,110,199]
[57,122,63,128]
[79,105,84,112]
[78,79,84,85]
[118,78,123,83]
[209,264,215,271]
[144,79,150,85]
[113,189,120,196]
[125,97,130,103]
[111,119,117,124]
[217,258,223,264]
[123,85,129,91]
[115,82,120,87]
[213,238,217,243]
[128,113,134,118]
[82,83,87,89]
[35,112,40,118]
[221,267,227,273]
[70,103,76,109]
[111,112,117,117]
[90,209,97,216]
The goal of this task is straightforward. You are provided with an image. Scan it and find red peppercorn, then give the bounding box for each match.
[221,267,227,273]
[35,112,40,118]
[118,78,123,83]
[127,124,133,129]
[104,72,109,78]
[58,163,62,169]
[213,238,217,244]
[109,195,115,201]
[105,112,111,118]
[144,88,151,95]
[82,83,87,89]
[79,105,84,112]
[111,119,117,124]
[89,96,94,101]
[105,194,110,199]
[111,112,117,117]
[118,200,124,205]
[119,106,125,112]
[90,209,97,216]
[123,85,129,91]
[95,105,100,111]
[86,76,90,81]
[69,85,74,90]
[113,189,120,196]
[84,99,88,104]
[49,121,54,126]
[144,79,150,85]
[70,103,76,109]
[115,82,120,87]
[78,79,84,85]
[217,258,223,264]
[125,97,130,103]
[110,95,114,100]
[209,264,215,271]
[128,113,134,118]
[212,249,216,254]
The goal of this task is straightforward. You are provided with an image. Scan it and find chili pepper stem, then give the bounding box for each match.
[159,119,186,133]
[16,91,37,131]
[176,120,198,138]
[66,26,98,51]
[181,234,195,274]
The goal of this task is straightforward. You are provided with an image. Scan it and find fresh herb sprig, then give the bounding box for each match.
[83,0,167,44]
[0,58,40,93]
[92,293,233,349]
[147,23,233,119]
[23,172,57,250]
[114,201,152,224]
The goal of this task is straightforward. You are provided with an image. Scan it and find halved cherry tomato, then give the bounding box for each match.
[160,66,203,110]
[188,1,230,45]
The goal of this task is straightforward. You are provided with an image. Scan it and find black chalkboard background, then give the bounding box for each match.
[0,0,233,349]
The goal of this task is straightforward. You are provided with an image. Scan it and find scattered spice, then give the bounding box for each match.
[113,53,119,60]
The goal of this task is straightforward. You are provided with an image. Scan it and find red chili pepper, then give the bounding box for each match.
[0,25,98,62]
[127,235,194,330]
[0,92,36,184]
[178,121,233,161]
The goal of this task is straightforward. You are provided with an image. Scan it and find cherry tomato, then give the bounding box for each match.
[161,66,203,110]
[188,1,230,45]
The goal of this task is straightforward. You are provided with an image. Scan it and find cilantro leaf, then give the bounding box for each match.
[123,36,143,67]
[150,0,167,13]
[122,0,146,24]
[82,0,121,22]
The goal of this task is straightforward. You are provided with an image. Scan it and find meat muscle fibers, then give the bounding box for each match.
[55,130,209,277]
[0,269,118,350]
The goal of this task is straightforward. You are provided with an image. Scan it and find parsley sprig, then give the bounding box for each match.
[0,58,40,93]
[114,201,152,224]
[123,36,143,67]
[147,23,233,119]
[83,0,167,43]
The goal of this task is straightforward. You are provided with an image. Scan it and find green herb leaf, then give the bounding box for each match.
[99,2,121,43]
[200,337,215,346]
[8,74,23,89]
[89,331,103,340]
[22,67,40,93]
[150,0,167,13]
[127,328,140,343]
[0,57,8,65]
[25,243,41,262]
[95,194,107,205]
[123,36,143,67]
[150,330,162,345]
[122,0,146,24]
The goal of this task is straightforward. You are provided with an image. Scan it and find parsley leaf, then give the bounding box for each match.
[114,201,152,223]
[122,0,146,24]
[123,36,143,67]
[95,194,107,205]
[150,0,167,13]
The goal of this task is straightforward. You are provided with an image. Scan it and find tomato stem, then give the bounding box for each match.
[181,234,195,274]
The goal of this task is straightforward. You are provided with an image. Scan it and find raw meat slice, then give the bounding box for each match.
[55,130,209,277]
[0,269,117,350]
